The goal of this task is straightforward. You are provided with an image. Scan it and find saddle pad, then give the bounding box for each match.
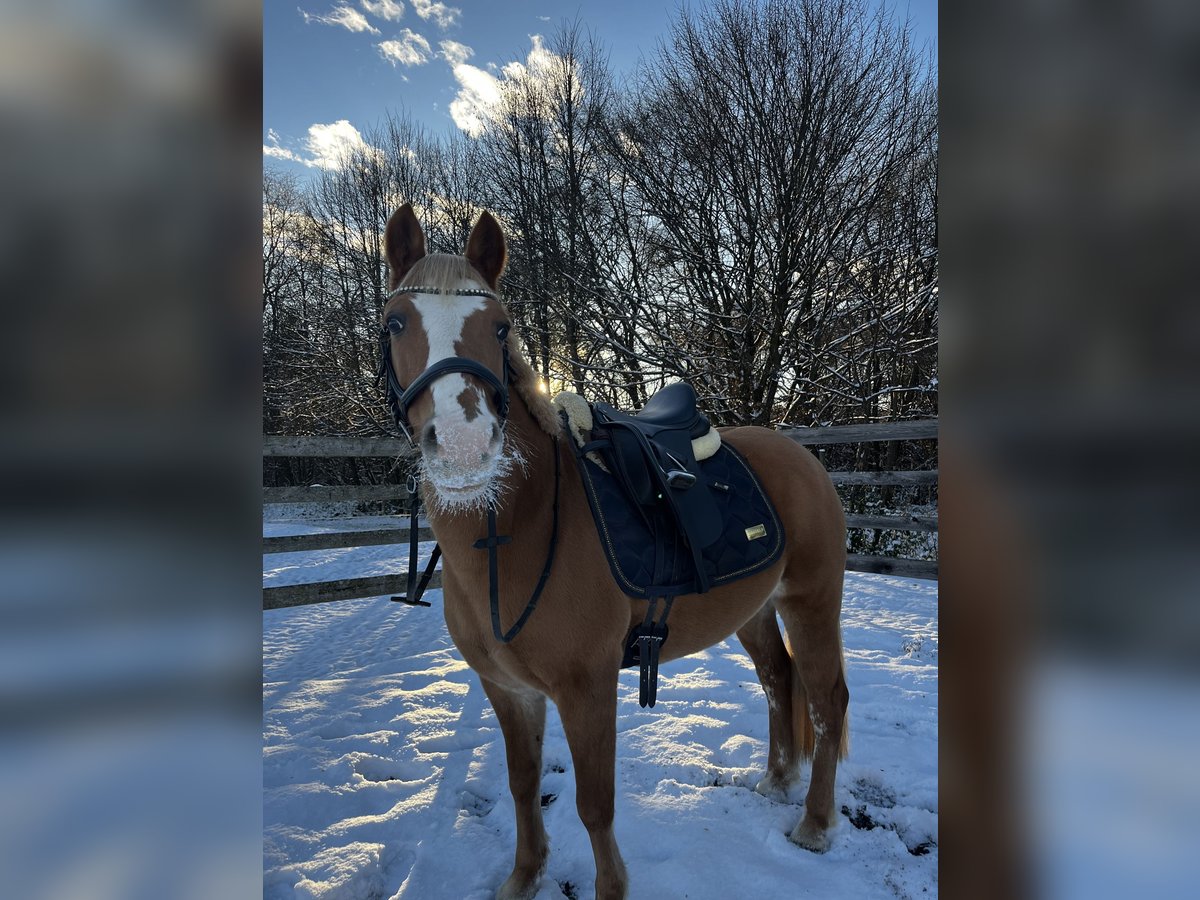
[574,440,785,599]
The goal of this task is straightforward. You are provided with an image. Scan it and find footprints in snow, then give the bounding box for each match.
[457,760,569,820]
[901,633,938,662]
[459,789,496,817]
[539,760,567,811]
[849,774,897,809]
[841,803,936,856]
[843,775,936,856]
[350,755,429,784]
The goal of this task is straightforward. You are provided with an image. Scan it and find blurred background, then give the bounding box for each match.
[0,0,1197,898]
[0,1,262,898]
[942,1,1200,897]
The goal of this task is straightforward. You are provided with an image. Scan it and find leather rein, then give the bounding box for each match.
[376,283,560,644]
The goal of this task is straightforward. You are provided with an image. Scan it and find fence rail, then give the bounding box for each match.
[264,526,435,554]
[827,469,938,486]
[845,555,938,578]
[264,484,410,505]
[263,419,938,608]
[780,419,938,445]
[263,434,410,458]
[844,513,938,533]
[264,572,444,610]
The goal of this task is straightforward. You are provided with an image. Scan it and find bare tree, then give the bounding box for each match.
[611,0,937,426]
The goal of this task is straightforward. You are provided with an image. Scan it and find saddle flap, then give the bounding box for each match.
[607,426,656,506]
[593,417,724,551]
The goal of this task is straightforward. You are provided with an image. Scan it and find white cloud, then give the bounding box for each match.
[445,34,579,138]
[264,130,305,164]
[304,120,379,169]
[447,62,501,137]
[285,121,374,170]
[264,144,304,164]
[264,121,379,170]
[498,34,558,84]
[377,28,432,66]
[439,39,472,68]
[360,0,405,22]
[537,16,550,22]
[411,0,460,29]
[299,5,380,35]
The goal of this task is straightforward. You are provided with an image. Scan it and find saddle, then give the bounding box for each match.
[590,384,724,587]
[555,384,784,708]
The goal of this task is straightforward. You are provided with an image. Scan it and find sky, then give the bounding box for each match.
[264,0,937,174]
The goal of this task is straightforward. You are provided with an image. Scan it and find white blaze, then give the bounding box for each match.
[412,284,499,491]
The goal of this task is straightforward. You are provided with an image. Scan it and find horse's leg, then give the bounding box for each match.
[479,677,549,900]
[777,579,850,853]
[737,600,802,801]
[555,668,627,900]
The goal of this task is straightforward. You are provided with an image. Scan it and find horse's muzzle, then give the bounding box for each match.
[420,417,504,495]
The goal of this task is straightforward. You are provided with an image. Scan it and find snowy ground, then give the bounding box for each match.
[264,516,938,899]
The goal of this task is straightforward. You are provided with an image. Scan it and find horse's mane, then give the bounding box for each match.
[503,336,561,437]
[399,254,561,438]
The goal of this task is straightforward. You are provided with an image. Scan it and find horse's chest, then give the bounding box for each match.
[443,591,549,694]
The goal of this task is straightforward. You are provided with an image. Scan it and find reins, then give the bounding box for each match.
[389,473,440,609]
[477,430,561,643]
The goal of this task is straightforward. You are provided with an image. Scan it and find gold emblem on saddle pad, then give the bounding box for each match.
[745,524,767,541]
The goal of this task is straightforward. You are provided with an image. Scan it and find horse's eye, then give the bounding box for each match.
[496,323,510,341]
[387,316,405,336]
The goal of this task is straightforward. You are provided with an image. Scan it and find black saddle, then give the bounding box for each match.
[599,382,711,437]
[590,383,722,575]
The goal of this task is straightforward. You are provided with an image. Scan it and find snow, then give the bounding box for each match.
[264,517,938,899]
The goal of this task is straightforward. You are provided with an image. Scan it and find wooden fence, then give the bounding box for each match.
[263,420,937,609]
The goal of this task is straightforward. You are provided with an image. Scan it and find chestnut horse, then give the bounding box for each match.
[380,204,849,900]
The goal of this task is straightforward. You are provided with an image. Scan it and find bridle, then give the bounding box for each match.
[376,283,514,444]
[375,280,561,646]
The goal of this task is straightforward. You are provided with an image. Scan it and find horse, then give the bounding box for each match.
[378,203,849,900]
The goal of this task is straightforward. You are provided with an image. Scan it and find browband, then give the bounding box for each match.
[386,285,500,301]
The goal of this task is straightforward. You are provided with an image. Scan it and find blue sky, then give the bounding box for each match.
[265,0,937,173]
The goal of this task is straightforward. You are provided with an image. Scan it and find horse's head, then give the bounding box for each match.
[380,204,517,511]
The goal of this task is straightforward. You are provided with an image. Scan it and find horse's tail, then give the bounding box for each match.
[788,630,850,761]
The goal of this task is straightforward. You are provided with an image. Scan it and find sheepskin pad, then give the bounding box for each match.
[552,391,720,460]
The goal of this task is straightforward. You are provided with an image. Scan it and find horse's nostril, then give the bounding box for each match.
[421,422,438,453]
[490,422,501,445]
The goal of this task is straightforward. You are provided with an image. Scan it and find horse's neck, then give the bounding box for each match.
[424,394,558,554]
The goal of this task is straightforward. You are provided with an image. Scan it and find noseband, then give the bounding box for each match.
[376,284,513,443]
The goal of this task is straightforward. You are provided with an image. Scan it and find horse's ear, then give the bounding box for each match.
[465,210,507,289]
[385,203,426,288]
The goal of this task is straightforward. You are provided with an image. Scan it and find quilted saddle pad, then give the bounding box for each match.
[573,440,785,600]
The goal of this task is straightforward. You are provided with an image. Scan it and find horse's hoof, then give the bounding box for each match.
[789,816,832,853]
[496,878,539,900]
[754,772,797,803]
[496,865,545,900]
